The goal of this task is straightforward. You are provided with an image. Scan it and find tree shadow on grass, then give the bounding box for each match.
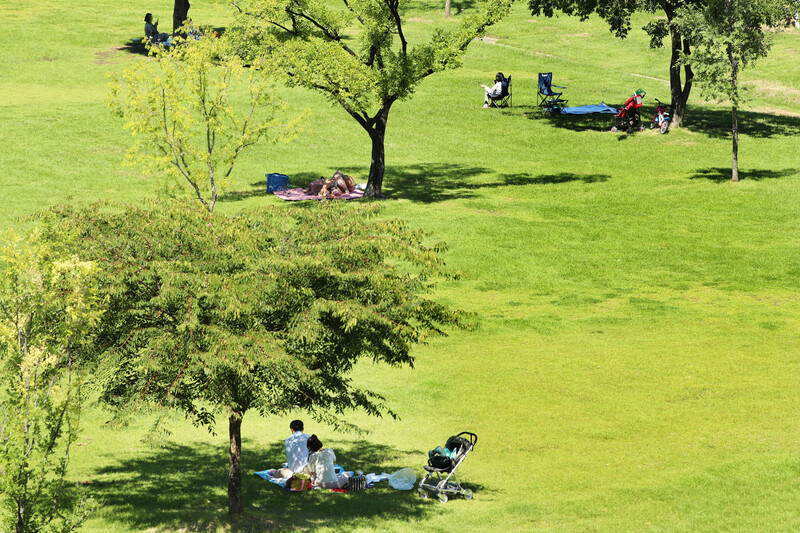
[683,107,800,139]
[117,27,228,57]
[221,165,608,206]
[688,167,798,182]
[84,438,480,531]
[530,103,800,139]
[383,164,610,202]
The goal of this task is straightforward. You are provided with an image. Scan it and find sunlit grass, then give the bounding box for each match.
[2,0,800,531]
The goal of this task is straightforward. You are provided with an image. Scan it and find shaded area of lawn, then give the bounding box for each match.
[223,165,610,205]
[84,439,449,531]
[532,105,800,139]
[688,167,798,182]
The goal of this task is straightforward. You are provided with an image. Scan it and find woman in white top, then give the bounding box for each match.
[303,435,351,489]
[481,73,504,108]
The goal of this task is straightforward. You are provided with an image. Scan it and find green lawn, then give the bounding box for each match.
[2,0,800,531]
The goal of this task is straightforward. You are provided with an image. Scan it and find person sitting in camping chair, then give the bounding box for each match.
[481,73,505,108]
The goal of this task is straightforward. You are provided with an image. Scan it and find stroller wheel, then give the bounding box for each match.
[463,489,473,500]
[418,488,429,499]
[438,492,449,503]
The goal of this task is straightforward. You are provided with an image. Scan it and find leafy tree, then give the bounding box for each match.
[229,0,512,198]
[675,0,789,180]
[39,199,469,514]
[0,233,102,533]
[528,0,702,127]
[108,34,305,213]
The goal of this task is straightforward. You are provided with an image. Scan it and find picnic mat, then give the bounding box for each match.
[253,468,392,491]
[273,188,365,201]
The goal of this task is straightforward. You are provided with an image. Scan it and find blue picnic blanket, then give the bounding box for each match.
[559,103,619,115]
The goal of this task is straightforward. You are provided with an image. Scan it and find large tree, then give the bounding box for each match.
[39,200,468,514]
[528,0,702,127]
[230,0,512,198]
[674,0,789,180]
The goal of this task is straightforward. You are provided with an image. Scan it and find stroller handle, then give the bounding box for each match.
[457,431,478,446]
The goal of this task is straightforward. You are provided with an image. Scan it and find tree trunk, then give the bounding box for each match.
[668,27,693,128]
[445,0,452,17]
[728,32,739,182]
[173,0,191,34]
[731,105,739,182]
[364,106,391,199]
[228,412,244,515]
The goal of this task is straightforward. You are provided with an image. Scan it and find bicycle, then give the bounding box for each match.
[649,98,671,134]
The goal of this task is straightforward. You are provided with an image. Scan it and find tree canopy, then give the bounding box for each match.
[108,34,305,212]
[229,0,512,197]
[37,199,470,513]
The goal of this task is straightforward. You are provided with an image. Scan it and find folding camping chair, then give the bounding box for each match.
[537,73,567,111]
[488,75,512,108]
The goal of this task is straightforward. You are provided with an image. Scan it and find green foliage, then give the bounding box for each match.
[230,0,511,195]
[37,199,468,430]
[0,233,102,533]
[675,0,789,105]
[107,33,306,212]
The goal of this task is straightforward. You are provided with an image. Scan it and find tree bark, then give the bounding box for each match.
[228,412,244,515]
[364,105,391,198]
[667,25,693,127]
[173,0,191,34]
[731,105,739,182]
[445,0,452,17]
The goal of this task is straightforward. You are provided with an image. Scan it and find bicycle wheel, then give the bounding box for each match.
[660,120,669,134]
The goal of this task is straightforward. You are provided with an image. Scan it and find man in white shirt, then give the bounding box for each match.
[279,420,310,477]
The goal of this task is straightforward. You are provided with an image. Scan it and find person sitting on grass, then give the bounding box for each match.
[302,435,351,489]
[275,419,310,478]
[481,73,504,108]
[144,13,170,44]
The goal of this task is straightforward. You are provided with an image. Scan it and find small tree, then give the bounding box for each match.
[108,34,305,212]
[0,233,102,533]
[675,0,789,181]
[231,0,511,198]
[39,199,469,514]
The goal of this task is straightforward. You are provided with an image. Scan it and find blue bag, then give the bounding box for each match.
[266,173,290,193]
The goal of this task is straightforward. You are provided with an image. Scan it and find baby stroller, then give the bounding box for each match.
[611,89,646,133]
[418,432,477,503]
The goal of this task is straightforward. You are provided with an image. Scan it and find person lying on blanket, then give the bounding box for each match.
[305,170,356,198]
[300,435,351,489]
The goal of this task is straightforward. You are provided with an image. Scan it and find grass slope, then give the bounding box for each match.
[1,0,800,531]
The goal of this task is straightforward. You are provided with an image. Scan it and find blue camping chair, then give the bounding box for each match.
[537,73,567,111]
[488,75,512,108]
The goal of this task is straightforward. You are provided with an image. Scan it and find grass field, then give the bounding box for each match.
[2,0,800,531]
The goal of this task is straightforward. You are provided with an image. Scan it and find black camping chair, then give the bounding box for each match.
[488,75,512,108]
[537,72,567,111]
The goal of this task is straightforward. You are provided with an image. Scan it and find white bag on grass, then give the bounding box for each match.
[388,467,416,490]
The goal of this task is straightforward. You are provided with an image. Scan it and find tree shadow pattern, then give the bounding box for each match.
[223,164,609,206]
[529,104,800,139]
[82,438,486,531]
[688,167,798,182]
[118,27,228,57]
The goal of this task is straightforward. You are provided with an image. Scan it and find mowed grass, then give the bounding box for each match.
[2,0,800,531]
